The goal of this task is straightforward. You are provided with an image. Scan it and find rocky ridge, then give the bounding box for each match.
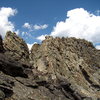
[0,31,99,100]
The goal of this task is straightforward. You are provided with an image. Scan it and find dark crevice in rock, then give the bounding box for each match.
[79,65,100,90]
[22,64,30,68]
[79,65,93,84]
[46,87,55,95]
[60,87,71,99]
[60,83,82,100]
[91,84,100,90]
[15,78,39,90]
[26,85,38,89]
[0,86,13,98]
[36,81,48,86]
[0,64,28,78]
[1,82,14,88]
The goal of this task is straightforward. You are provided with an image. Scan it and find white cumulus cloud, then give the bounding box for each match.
[33,24,48,30]
[23,22,31,29]
[37,34,47,41]
[23,23,48,32]
[50,8,100,44]
[0,7,17,38]
[95,45,100,49]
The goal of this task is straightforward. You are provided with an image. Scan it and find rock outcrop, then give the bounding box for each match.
[30,36,100,99]
[0,32,100,100]
[3,31,29,65]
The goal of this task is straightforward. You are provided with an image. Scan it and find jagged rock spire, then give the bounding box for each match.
[3,31,29,64]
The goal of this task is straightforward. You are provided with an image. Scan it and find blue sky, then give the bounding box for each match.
[0,0,100,49]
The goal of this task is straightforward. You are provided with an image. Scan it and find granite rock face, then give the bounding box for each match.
[0,32,100,100]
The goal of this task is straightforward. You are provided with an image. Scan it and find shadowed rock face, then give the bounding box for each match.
[0,35,4,53]
[0,32,100,100]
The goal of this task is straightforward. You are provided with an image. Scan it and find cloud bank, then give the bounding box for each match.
[50,8,100,44]
[0,7,17,38]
